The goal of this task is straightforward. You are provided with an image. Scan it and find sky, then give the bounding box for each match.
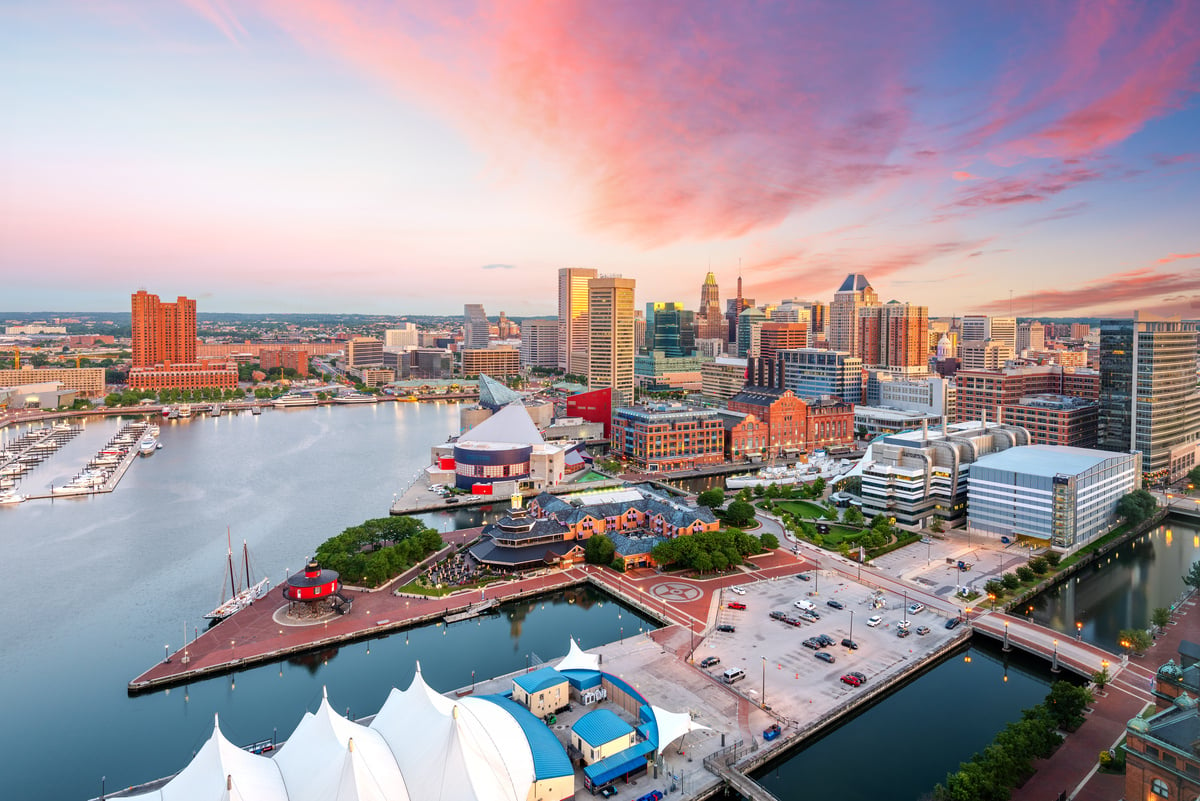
[2,0,1199,318]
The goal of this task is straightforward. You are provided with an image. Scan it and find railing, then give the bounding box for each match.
[701,738,747,772]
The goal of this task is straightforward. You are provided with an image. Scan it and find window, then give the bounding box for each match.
[1152,778,1169,797]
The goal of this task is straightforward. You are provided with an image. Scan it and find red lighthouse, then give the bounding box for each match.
[282,559,351,613]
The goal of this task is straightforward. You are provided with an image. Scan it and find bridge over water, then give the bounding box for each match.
[971,611,1123,678]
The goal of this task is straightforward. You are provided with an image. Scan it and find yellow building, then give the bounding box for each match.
[571,708,638,765]
[511,666,570,719]
[461,347,520,377]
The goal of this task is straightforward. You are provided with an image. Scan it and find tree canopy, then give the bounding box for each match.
[1116,489,1157,525]
[724,499,757,527]
[585,534,615,565]
[651,528,772,573]
[314,516,443,587]
[696,488,725,509]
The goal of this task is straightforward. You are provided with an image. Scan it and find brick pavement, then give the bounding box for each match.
[1011,593,1199,801]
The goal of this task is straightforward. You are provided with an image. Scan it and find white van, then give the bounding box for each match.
[794,599,816,611]
[722,668,746,684]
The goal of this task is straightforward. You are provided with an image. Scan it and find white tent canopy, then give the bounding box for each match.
[274,691,409,801]
[370,664,533,801]
[556,638,601,672]
[650,705,710,757]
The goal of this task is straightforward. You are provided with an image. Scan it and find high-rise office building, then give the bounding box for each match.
[131,290,196,367]
[697,272,727,342]
[725,276,753,346]
[959,340,1015,371]
[779,348,863,404]
[520,319,559,369]
[588,276,636,407]
[558,267,598,374]
[646,302,695,357]
[736,307,767,358]
[1017,321,1046,354]
[699,271,720,314]
[463,304,490,349]
[828,274,878,354]
[856,301,929,370]
[347,336,384,367]
[961,315,1017,353]
[1099,314,1200,482]
[384,324,419,349]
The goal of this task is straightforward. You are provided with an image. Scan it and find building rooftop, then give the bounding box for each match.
[513,665,567,694]
[837,273,872,293]
[1011,394,1097,410]
[971,444,1131,477]
[573,708,634,747]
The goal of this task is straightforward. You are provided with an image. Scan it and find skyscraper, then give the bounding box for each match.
[857,301,929,371]
[520,319,559,369]
[463,304,490,349]
[828,274,878,354]
[588,276,636,407]
[558,267,598,374]
[961,315,1017,353]
[696,271,727,342]
[1099,314,1200,482]
[646,302,695,357]
[1017,321,1046,354]
[699,271,720,314]
[131,290,196,367]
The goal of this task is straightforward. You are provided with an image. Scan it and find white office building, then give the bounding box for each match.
[968,445,1140,550]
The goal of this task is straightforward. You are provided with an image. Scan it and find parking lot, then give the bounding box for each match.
[690,571,963,728]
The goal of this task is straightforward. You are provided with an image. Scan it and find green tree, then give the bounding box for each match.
[585,534,615,565]
[1185,560,1200,591]
[696,488,725,508]
[1016,565,1035,583]
[1044,551,1062,568]
[1152,606,1172,631]
[759,532,779,550]
[842,506,864,527]
[1045,681,1093,731]
[1001,573,1021,590]
[725,500,757,528]
[753,484,766,498]
[1118,627,1153,655]
[1091,665,1111,693]
[1187,465,1200,487]
[1028,556,1049,575]
[1116,488,1158,525]
[984,579,1005,597]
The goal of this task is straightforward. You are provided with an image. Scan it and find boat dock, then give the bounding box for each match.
[23,421,151,501]
[443,597,498,623]
[0,422,82,483]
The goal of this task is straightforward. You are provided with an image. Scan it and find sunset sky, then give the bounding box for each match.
[3,1,1199,317]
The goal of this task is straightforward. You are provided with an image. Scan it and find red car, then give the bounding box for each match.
[727,602,747,610]
[840,674,863,687]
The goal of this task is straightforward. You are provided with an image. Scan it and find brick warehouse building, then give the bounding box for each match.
[128,360,238,391]
[727,386,855,457]
[999,394,1098,447]
[611,403,724,472]
[1124,651,1200,801]
[954,364,1099,425]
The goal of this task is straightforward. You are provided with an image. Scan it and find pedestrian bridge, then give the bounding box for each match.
[971,612,1121,678]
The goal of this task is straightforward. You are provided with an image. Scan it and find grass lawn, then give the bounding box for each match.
[771,500,830,519]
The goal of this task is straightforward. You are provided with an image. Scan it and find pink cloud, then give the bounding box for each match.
[1156,252,1200,264]
[952,171,977,181]
[181,0,247,44]
[977,266,1200,315]
[949,165,1103,209]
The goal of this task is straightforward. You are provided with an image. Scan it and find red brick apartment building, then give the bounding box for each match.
[128,361,238,391]
[954,364,1099,424]
[999,394,1098,447]
[611,403,724,472]
[260,349,310,377]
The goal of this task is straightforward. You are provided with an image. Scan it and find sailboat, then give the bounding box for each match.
[203,529,271,622]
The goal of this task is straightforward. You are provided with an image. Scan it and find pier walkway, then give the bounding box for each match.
[972,612,1120,677]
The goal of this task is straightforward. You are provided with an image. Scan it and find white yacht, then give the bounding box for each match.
[273,394,318,408]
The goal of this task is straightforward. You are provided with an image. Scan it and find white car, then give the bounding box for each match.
[907,603,925,615]
[866,615,883,627]
[897,619,911,630]
[730,586,747,595]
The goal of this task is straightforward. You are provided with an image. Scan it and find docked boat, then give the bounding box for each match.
[162,406,173,418]
[273,393,318,408]
[204,533,271,621]
[209,404,222,417]
[178,404,192,418]
[51,483,92,495]
[0,490,27,505]
[726,464,816,489]
[333,392,377,404]
[251,405,263,415]
[138,436,158,456]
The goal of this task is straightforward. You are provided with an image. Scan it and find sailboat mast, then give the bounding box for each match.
[227,526,237,599]
[243,540,251,586]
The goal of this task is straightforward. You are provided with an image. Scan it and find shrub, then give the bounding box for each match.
[1016,565,1036,583]
[1001,573,1021,590]
[1028,556,1049,575]
[1044,551,1062,567]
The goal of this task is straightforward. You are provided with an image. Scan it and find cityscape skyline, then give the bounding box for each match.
[4,1,1200,316]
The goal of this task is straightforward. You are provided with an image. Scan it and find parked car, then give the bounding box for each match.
[700,656,721,668]
[817,634,835,647]
[945,617,962,629]
[769,610,787,620]
[797,573,812,581]
[897,619,911,630]
[897,627,911,638]
[866,615,883,628]
[916,625,931,636]
[802,638,821,650]
[840,674,863,687]
[826,599,845,610]
[841,638,859,650]
[636,791,664,801]
[848,671,867,683]
[727,602,747,610]
[815,651,836,664]
[763,723,782,741]
[716,624,736,633]
[907,603,926,615]
[730,586,747,595]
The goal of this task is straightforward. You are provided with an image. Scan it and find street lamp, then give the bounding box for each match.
[1002,621,1011,652]
[1076,621,1083,640]
[988,593,996,611]
[762,656,767,708]
[848,610,854,647]
[1051,638,1060,673]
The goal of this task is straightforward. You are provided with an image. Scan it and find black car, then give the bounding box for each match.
[716,624,736,633]
[817,634,835,647]
[945,617,963,630]
[797,573,812,581]
[826,599,845,610]
[814,651,836,663]
[841,638,859,650]
[896,627,911,638]
[769,610,787,620]
[848,671,867,683]
[699,656,720,668]
[802,638,821,650]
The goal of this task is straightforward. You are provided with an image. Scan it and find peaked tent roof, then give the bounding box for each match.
[556,638,601,672]
[478,374,524,412]
[837,273,872,292]
[123,715,289,801]
[459,403,544,446]
[650,705,711,757]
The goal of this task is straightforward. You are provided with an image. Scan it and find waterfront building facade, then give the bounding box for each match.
[0,366,105,397]
[520,319,560,369]
[128,361,238,391]
[587,276,637,407]
[857,421,1031,526]
[611,403,724,472]
[1126,667,1200,801]
[131,290,196,368]
[717,410,770,461]
[1099,314,1200,483]
[461,347,520,377]
[779,348,863,404]
[346,336,383,367]
[566,387,613,438]
[727,387,808,458]
[968,445,1139,549]
[558,267,598,374]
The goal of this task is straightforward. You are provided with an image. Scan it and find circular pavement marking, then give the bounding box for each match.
[649,582,703,602]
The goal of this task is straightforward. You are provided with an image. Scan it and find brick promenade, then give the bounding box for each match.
[1012,592,1199,801]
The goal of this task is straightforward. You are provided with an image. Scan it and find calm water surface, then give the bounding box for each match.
[0,404,650,801]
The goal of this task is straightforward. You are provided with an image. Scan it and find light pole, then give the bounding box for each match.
[1051,639,1060,673]
[848,610,854,647]
[1002,621,1011,652]
[762,656,766,709]
[1076,620,1083,641]
[164,644,171,663]
[988,592,996,611]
